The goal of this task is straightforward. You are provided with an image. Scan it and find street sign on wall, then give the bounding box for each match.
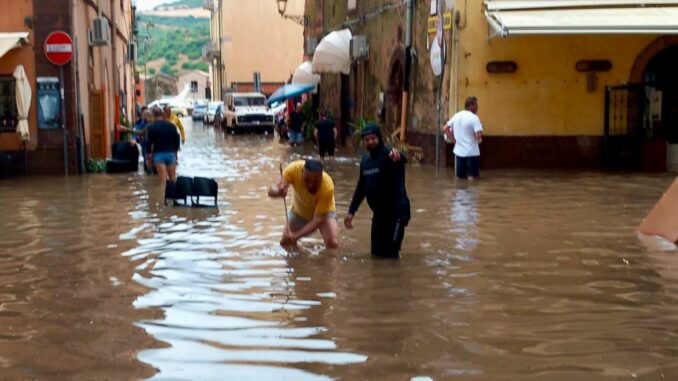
[44,31,73,66]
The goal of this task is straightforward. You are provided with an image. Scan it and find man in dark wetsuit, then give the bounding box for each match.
[314,110,337,159]
[344,124,411,258]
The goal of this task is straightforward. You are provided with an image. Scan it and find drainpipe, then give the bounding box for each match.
[399,0,414,142]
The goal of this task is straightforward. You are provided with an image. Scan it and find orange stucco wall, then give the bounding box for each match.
[0,0,37,151]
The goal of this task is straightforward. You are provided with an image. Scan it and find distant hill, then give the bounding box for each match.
[137,14,209,77]
[154,0,203,10]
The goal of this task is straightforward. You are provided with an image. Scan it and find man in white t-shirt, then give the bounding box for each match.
[441,96,483,180]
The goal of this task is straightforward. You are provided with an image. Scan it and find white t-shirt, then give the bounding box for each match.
[445,110,483,157]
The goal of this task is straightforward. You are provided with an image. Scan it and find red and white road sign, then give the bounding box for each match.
[44,31,73,66]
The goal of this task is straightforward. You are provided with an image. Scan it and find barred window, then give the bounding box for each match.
[0,76,18,132]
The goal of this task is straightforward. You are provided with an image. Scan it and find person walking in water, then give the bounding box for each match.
[441,96,483,180]
[164,105,186,145]
[146,107,181,183]
[313,110,338,159]
[344,124,410,258]
[268,159,339,249]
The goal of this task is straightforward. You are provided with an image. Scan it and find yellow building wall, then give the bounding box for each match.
[453,0,657,136]
[220,0,304,86]
[0,0,37,151]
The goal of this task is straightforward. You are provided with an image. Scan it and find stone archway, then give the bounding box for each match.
[385,48,405,134]
[629,36,678,170]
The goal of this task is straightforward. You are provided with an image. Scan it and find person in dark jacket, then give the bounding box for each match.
[344,124,411,258]
[146,106,181,183]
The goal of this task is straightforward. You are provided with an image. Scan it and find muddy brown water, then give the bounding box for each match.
[0,120,677,380]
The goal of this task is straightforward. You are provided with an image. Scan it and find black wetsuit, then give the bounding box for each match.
[315,119,336,157]
[348,126,411,258]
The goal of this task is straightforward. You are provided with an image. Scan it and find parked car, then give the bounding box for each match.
[204,101,224,124]
[223,92,275,134]
[171,106,188,117]
[192,102,208,121]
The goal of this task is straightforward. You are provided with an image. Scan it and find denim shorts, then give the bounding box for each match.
[455,155,480,178]
[288,131,304,144]
[153,152,177,165]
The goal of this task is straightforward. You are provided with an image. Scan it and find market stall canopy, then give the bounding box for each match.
[0,32,29,59]
[484,1,678,38]
[292,61,320,87]
[312,29,353,75]
[14,65,31,142]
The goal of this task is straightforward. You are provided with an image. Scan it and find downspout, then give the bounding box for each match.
[453,0,468,114]
[218,1,224,99]
[399,0,413,142]
[111,0,120,143]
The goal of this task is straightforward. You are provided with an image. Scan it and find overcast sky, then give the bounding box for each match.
[136,0,174,11]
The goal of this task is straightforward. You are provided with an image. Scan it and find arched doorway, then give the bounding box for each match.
[385,59,403,135]
[643,45,678,170]
[624,37,678,171]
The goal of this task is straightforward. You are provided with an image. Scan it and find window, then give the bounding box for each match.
[234,97,265,106]
[348,0,357,10]
[191,80,198,93]
[486,61,518,73]
[0,76,18,132]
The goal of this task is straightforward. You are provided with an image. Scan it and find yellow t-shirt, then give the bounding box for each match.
[283,160,336,221]
[168,114,186,143]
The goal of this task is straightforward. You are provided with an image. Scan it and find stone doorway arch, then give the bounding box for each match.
[385,48,405,135]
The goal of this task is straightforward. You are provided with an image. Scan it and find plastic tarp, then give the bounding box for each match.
[312,29,352,75]
[485,4,678,37]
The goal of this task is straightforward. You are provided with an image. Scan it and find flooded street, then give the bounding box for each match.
[1,119,677,380]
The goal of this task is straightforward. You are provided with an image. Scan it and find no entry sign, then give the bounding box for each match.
[44,31,73,66]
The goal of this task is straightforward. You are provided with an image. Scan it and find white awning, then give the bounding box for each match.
[484,2,678,37]
[486,0,678,11]
[292,61,320,86]
[312,29,352,75]
[0,33,29,59]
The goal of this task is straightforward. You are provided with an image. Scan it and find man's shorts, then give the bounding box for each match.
[455,155,480,178]
[153,152,177,166]
[288,210,337,228]
[288,130,304,144]
[318,141,335,157]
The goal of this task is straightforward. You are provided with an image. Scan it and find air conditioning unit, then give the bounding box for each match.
[350,35,369,60]
[128,42,137,62]
[305,37,318,56]
[89,17,111,46]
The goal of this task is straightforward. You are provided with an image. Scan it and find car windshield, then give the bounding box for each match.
[208,102,222,111]
[234,97,266,107]
[195,104,207,110]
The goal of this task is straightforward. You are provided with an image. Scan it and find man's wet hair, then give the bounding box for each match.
[465,96,478,109]
[304,159,323,173]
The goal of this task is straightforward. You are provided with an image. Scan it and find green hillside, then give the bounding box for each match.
[137,15,209,76]
[155,0,203,9]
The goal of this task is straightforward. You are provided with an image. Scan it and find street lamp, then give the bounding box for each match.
[276,0,308,27]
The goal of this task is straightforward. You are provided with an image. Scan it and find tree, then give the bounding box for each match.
[148,67,157,75]
[160,63,173,75]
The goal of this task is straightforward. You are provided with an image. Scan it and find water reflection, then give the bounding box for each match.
[0,119,677,380]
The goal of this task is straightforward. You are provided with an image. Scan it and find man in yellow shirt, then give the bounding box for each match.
[163,105,186,144]
[268,159,339,249]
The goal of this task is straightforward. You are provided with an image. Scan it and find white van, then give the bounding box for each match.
[223,92,275,134]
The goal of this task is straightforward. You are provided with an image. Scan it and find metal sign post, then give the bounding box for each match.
[45,31,74,176]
